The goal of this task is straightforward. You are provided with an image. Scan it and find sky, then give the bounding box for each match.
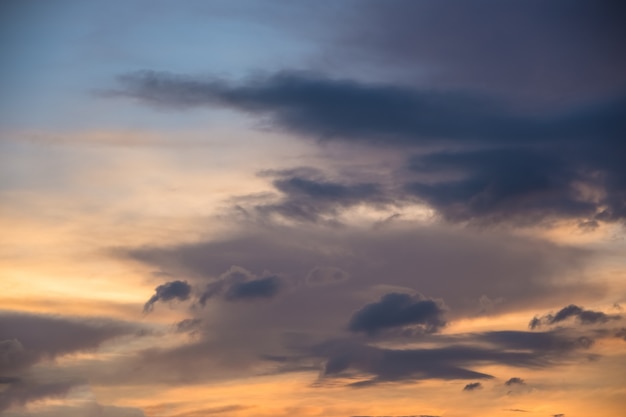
[1,1,626,416]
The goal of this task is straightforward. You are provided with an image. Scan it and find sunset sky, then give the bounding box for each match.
[1,1,626,416]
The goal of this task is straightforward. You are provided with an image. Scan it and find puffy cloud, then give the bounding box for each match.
[463,382,482,391]
[529,304,621,329]
[348,292,446,335]
[504,377,525,386]
[143,280,192,312]
[198,266,282,305]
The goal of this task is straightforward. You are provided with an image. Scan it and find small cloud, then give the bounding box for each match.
[529,304,620,329]
[463,382,482,391]
[348,292,446,335]
[225,276,281,301]
[505,377,526,386]
[143,280,192,313]
[199,266,282,305]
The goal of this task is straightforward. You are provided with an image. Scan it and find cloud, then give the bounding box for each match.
[330,0,626,102]
[143,280,192,312]
[0,312,143,412]
[405,148,596,224]
[110,71,623,146]
[463,382,482,391]
[505,377,525,386]
[225,276,281,301]
[198,266,282,305]
[109,70,626,225]
[348,292,446,335]
[123,223,595,318]
[529,304,621,329]
[252,169,388,223]
[0,312,139,374]
[0,379,80,413]
[307,328,595,387]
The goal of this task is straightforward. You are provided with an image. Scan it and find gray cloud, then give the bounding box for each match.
[143,280,192,312]
[252,168,389,224]
[0,312,139,375]
[332,0,626,103]
[463,382,482,391]
[124,223,596,317]
[348,293,446,335]
[529,304,621,329]
[0,312,143,412]
[305,328,595,387]
[0,379,80,413]
[505,377,525,386]
[109,70,625,146]
[109,70,626,225]
[198,266,282,305]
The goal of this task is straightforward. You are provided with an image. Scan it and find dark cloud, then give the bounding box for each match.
[615,328,626,341]
[505,377,525,386]
[529,305,621,329]
[252,169,388,223]
[110,70,625,146]
[110,70,626,225]
[463,382,482,391]
[504,410,529,413]
[225,276,281,300]
[406,148,597,224]
[143,280,192,312]
[348,292,446,335]
[198,266,282,305]
[552,414,565,417]
[306,328,594,387]
[334,0,626,103]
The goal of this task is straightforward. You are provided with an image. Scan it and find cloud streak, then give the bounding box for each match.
[529,304,621,329]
